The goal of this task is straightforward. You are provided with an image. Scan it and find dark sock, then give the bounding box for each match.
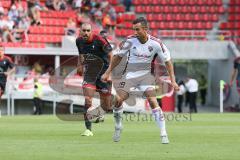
[84,113,92,130]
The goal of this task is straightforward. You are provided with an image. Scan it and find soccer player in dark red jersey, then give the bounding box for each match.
[76,23,113,136]
[0,46,15,100]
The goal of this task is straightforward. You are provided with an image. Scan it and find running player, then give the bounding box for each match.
[0,46,15,100]
[102,17,179,143]
[230,57,240,106]
[76,23,113,136]
[230,57,240,93]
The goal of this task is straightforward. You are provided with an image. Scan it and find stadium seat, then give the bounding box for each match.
[150,22,158,29]
[147,14,155,21]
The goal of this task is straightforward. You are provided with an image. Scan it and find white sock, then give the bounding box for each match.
[152,107,167,136]
[113,106,123,129]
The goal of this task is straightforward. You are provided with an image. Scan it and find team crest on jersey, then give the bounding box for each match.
[148,46,153,52]
[133,46,136,50]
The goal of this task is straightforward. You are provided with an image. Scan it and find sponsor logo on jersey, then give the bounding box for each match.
[119,82,125,88]
[148,46,153,52]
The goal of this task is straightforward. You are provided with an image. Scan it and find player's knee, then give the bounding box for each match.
[147,98,158,108]
[115,97,124,108]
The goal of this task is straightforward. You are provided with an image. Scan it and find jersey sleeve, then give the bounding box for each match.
[156,42,171,62]
[6,56,15,69]
[98,36,113,54]
[115,39,131,57]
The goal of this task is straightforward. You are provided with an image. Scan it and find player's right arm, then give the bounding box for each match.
[101,55,122,82]
[76,38,84,76]
[101,39,131,82]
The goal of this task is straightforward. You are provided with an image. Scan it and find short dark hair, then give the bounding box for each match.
[132,17,148,28]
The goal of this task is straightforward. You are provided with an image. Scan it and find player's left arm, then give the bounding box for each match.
[157,42,179,91]
[165,60,179,91]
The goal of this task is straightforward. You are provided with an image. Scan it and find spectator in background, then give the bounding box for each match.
[66,17,77,36]
[8,5,19,24]
[45,0,55,10]
[54,0,67,11]
[72,0,82,12]
[184,77,199,113]
[0,2,4,15]
[32,62,43,75]
[27,0,48,25]
[16,0,28,20]
[46,0,68,11]
[107,4,116,22]
[33,78,43,115]
[123,0,132,12]
[90,2,102,26]
[199,74,207,106]
[100,0,109,9]
[176,80,186,113]
[1,16,16,42]
[13,15,30,43]
[81,0,92,14]
[102,14,113,33]
[102,4,116,33]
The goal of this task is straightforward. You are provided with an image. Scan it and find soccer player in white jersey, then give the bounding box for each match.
[101,17,179,144]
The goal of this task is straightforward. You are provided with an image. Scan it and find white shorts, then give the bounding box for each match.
[113,73,156,95]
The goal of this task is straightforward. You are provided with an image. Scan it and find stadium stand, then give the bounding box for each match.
[115,0,226,40]
[219,0,240,45]
[1,0,239,47]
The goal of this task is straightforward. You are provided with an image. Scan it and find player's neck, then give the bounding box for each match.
[87,33,93,43]
[138,35,148,44]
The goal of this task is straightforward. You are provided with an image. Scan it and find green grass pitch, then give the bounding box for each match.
[0,113,239,160]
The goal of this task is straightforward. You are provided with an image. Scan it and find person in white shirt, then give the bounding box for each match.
[101,17,179,144]
[184,77,198,113]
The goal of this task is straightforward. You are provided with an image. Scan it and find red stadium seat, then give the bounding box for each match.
[152,0,158,5]
[220,22,228,29]
[159,0,167,5]
[150,22,158,29]
[203,14,209,21]
[154,6,161,13]
[147,14,155,21]
[142,0,149,5]
[132,0,140,5]
[193,14,200,21]
[156,14,164,21]
[211,14,219,21]
[145,6,152,13]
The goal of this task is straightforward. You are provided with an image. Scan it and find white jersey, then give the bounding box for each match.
[115,34,171,79]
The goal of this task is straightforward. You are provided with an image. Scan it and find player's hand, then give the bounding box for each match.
[101,72,110,82]
[4,72,9,77]
[171,81,180,91]
[77,66,83,76]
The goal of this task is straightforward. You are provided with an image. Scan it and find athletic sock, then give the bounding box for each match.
[113,106,123,129]
[84,107,92,131]
[84,118,92,131]
[152,107,167,136]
